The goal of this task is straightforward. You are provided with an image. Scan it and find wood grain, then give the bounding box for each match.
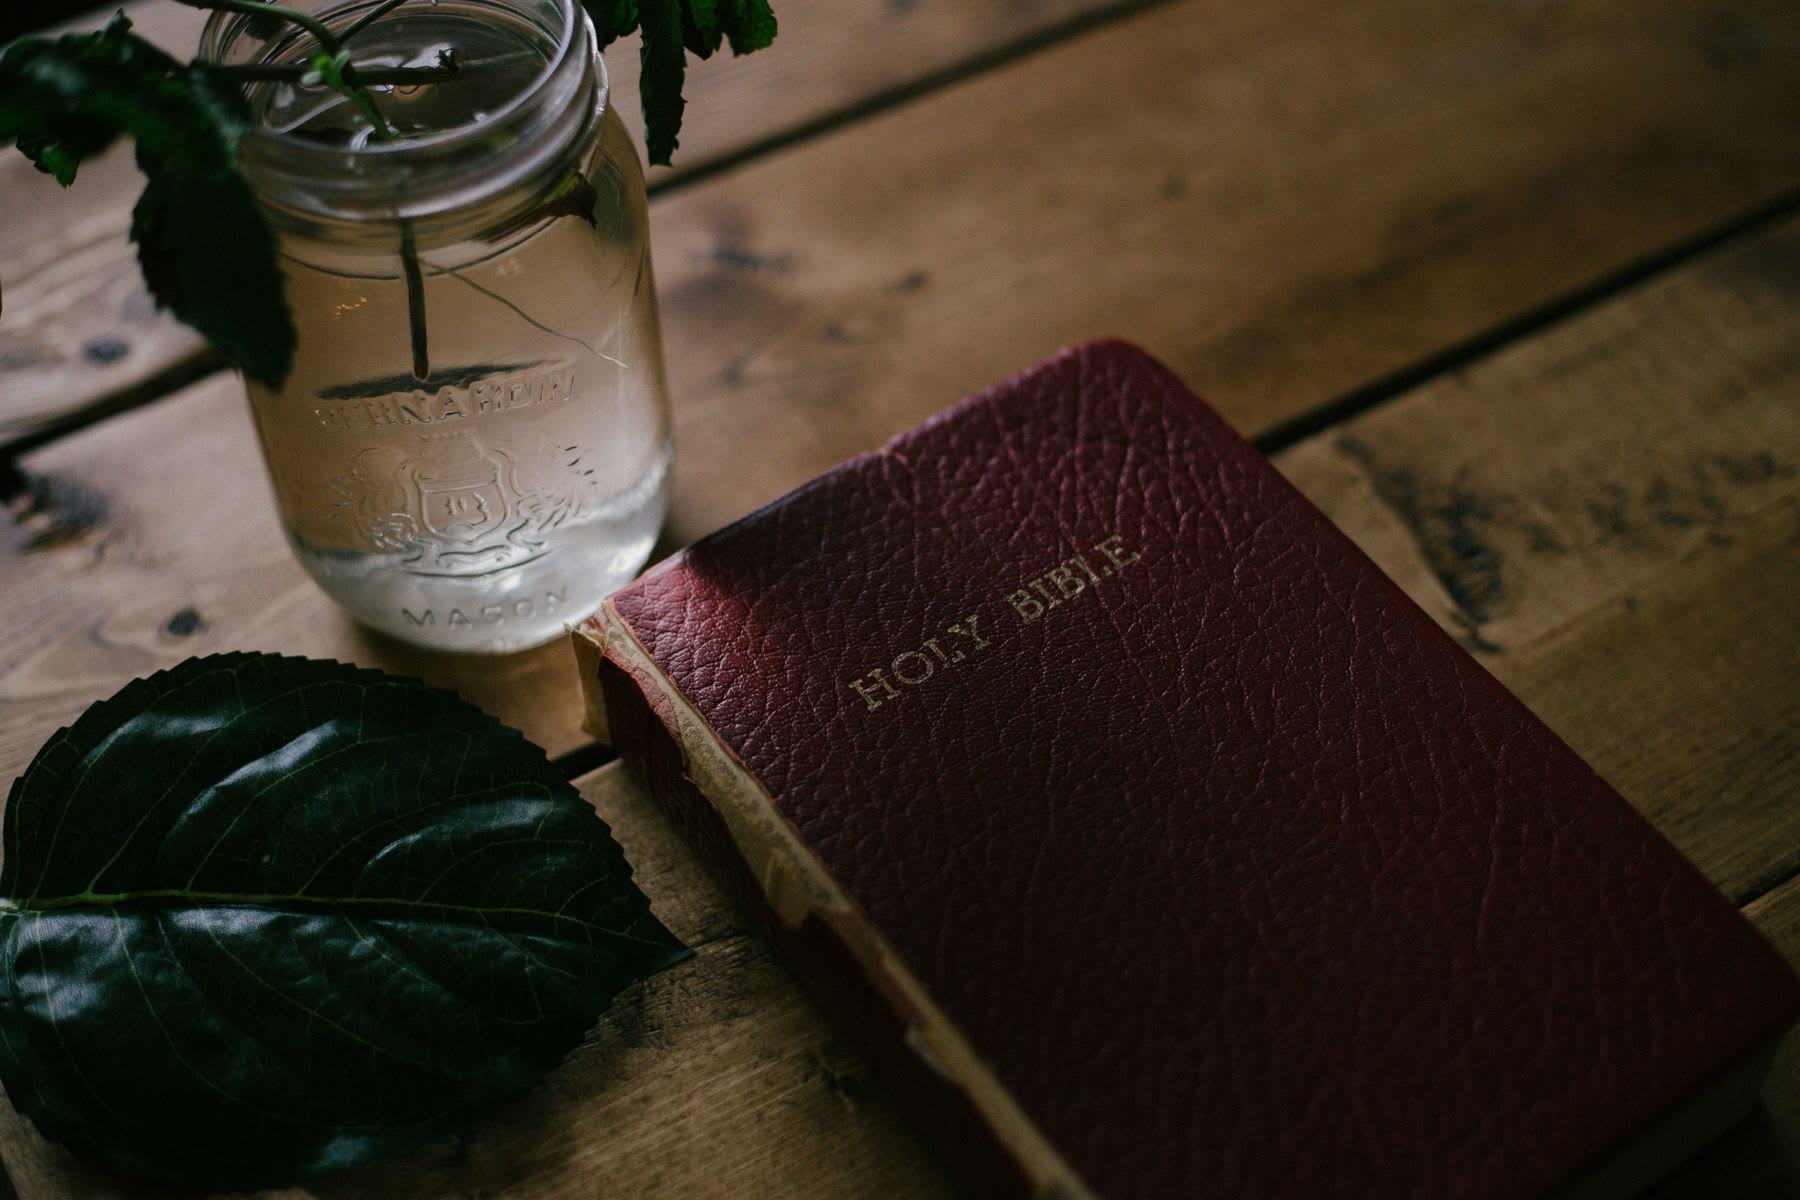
[644,0,1800,542]
[0,369,598,764]
[11,0,1799,766]
[0,765,960,1200]
[8,206,1797,815]
[0,2,213,442]
[6,1,1800,1193]
[0,0,1144,444]
[14,0,1800,456]
[1279,213,1800,903]
[3,178,1798,1200]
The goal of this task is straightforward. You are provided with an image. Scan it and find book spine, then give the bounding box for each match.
[593,650,1044,1199]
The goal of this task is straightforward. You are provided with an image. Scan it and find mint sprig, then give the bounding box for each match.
[584,0,778,164]
[0,2,778,389]
[0,15,293,385]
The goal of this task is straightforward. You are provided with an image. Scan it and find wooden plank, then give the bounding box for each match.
[0,369,596,763]
[3,35,1800,1200]
[0,0,1144,444]
[645,0,1800,541]
[11,0,1800,457]
[1277,214,1800,902]
[4,175,1799,1200]
[0,763,961,1200]
[0,3,213,441]
[14,0,1800,460]
[8,204,1797,815]
[9,0,1796,762]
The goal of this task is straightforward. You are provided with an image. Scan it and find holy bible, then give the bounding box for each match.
[574,341,1799,1198]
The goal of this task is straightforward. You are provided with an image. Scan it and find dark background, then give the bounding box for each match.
[4,2,109,44]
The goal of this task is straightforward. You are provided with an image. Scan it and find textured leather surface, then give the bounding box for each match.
[608,341,1800,1198]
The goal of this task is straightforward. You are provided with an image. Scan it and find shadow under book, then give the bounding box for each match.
[575,341,1799,1200]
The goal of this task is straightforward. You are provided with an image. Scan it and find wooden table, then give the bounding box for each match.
[3,1,1799,1195]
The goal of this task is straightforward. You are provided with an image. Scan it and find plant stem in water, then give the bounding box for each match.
[191,0,437,379]
[325,51,432,381]
[176,0,344,54]
[400,220,429,380]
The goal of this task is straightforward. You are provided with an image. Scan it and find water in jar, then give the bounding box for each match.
[244,10,671,654]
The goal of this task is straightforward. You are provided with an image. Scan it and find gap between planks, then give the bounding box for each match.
[11,0,1800,463]
[464,201,1800,788]
[638,0,1181,200]
[0,0,1181,454]
[1252,184,1800,455]
[5,118,1800,1200]
[14,184,1800,773]
[15,144,1798,475]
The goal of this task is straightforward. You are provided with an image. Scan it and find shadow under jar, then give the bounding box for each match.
[203,0,672,654]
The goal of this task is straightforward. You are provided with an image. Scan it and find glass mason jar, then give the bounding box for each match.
[202,0,671,654]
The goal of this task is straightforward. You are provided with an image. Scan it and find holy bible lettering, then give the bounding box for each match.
[844,615,991,712]
[577,342,1800,1200]
[844,533,1143,713]
[1004,533,1141,623]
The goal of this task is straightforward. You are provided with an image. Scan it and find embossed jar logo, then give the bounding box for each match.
[335,430,589,578]
[417,437,508,548]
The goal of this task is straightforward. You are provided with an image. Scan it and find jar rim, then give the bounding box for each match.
[200,0,608,230]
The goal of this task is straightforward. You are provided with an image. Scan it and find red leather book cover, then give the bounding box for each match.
[576,341,1799,1199]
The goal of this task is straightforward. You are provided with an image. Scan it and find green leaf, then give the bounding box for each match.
[12,132,83,186]
[719,0,777,54]
[0,14,177,184]
[582,0,641,50]
[0,17,296,386]
[179,59,256,148]
[579,0,775,164]
[0,654,688,1190]
[638,0,687,166]
[131,155,296,390]
[683,0,723,59]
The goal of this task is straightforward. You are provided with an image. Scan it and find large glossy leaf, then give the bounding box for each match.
[0,653,687,1189]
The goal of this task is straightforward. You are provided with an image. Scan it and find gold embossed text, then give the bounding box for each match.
[845,615,991,712]
[1004,534,1140,623]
